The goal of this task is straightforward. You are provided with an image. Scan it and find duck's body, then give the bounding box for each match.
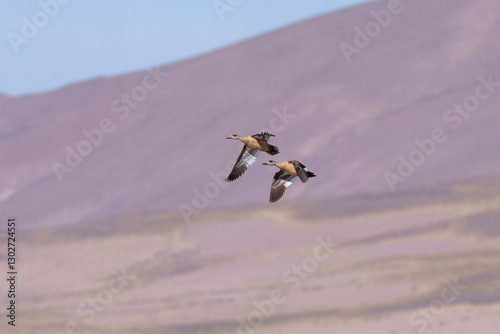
[274,161,297,176]
[262,160,316,203]
[225,132,279,182]
[239,135,273,152]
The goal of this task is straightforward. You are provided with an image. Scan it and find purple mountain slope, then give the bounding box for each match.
[2,0,500,228]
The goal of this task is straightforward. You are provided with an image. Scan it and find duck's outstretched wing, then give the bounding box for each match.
[225,146,260,182]
[252,132,275,142]
[252,132,279,155]
[291,160,315,183]
[269,170,297,203]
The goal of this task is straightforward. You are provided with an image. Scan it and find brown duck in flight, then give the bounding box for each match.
[225,132,279,182]
[262,160,316,203]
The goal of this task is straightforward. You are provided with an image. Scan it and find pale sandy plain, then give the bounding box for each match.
[2,181,500,333]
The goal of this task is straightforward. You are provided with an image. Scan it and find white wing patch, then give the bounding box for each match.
[240,148,259,167]
[274,175,296,189]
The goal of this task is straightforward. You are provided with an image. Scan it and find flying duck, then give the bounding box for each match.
[262,160,316,203]
[225,132,279,182]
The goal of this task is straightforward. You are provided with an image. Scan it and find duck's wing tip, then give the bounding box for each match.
[269,171,297,203]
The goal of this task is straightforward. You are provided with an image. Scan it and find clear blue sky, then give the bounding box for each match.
[0,0,372,97]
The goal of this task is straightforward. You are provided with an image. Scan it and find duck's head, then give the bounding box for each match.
[262,160,278,166]
[226,134,241,140]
